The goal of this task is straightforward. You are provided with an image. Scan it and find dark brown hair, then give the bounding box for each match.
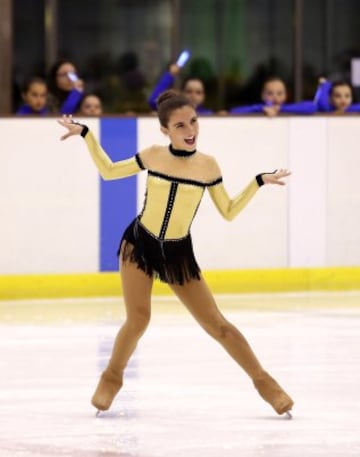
[22,77,47,94]
[156,89,194,127]
[330,81,353,97]
[262,76,286,90]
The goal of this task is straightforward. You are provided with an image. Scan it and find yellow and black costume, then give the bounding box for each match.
[81,125,264,284]
[79,125,294,417]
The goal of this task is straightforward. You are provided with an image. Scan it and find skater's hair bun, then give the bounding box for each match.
[157,90,194,127]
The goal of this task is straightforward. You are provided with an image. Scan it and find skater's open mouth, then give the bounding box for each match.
[184,136,195,146]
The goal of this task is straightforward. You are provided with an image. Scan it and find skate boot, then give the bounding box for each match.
[253,371,294,416]
[91,367,123,411]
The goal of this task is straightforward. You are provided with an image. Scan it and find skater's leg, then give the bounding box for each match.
[92,250,153,411]
[170,276,264,379]
[169,276,293,414]
[107,257,153,375]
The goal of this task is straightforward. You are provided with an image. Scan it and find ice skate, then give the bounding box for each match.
[253,371,294,416]
[91,367,123,411]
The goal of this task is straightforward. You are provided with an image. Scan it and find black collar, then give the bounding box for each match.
[169,144,196,157]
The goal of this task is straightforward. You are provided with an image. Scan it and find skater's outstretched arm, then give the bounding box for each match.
[207,159,290,221]
[58,115,147,180]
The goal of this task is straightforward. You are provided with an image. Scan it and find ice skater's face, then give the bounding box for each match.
[161,105,199,151]
[262,80,287,106]
[183,79,205,108]
[22,82,48,112]
[330,84,352,111]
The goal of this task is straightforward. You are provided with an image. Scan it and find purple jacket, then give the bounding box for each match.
[230,101,316,115]
[148,71,213,114]
[314,81,360,112]
[16,104,49,115]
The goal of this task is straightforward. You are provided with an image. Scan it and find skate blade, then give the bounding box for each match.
[285,411,293,419]
[95,410,101,418]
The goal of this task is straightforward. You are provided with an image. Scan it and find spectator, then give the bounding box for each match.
[77,94,103,116]
[230,77,316,116]
[181,77,213,114]
[48,59,84,114]
[148,63,213,114]
[16,77,49,115]
[314,78,360,113]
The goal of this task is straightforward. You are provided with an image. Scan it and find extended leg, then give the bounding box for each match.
[92,254,153,411]
[170,277,293,415]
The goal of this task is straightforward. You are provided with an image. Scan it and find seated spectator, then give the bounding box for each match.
[148,63,213,114]
[48,59,84,114]
[77,94,103,116]
[314,78,360,113]
[230,77,316,116]
[16,77,49,115]
[181,77,213,114]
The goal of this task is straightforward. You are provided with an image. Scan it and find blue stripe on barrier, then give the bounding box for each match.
[99,118,138,272]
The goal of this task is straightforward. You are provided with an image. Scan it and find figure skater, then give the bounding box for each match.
[58,90,294,417]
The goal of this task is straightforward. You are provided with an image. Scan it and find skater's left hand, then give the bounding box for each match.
[58,115,83,140]
[262,169,291,186]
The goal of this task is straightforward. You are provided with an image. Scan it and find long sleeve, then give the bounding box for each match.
[148,72,175,110]
[82,129,145,180]
[230,104,264,114]
[346,103,360,113]
[314,81,332,112]
[16,104,49,115]
[196,105,213,115]
[279,101,316,114]
[60,89,83,114]
[207,178,260,221]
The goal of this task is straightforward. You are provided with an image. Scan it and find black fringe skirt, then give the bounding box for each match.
[117,218,201,285]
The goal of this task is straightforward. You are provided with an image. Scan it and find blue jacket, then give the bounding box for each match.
[230,101,316,115]
[148,71,213,114]
[16,104,49,115]
[314,81,360,113]
[60,88,83,114]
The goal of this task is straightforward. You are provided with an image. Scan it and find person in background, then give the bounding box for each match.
[16,77,49,115]
[48,59,84,114]
[230,77,316,116]
[314,78,360,113]
[77,94,103,117]
[148,63,213,114]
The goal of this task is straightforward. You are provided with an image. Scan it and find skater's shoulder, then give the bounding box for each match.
[197,153,222,179]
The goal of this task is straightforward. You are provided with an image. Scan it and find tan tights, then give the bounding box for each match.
[92,257,293,414]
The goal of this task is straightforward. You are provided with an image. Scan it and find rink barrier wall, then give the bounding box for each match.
[1,117,360,276]
[1,267,360,300]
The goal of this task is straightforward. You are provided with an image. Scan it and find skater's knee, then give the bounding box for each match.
[126,306,151,335]
[202,317,235,341]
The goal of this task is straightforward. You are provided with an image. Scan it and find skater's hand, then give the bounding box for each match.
[262,169,291,186]
[263,105,281,117]
[58,115,83,141]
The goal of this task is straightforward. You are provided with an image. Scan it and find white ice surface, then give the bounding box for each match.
[0,305,360,457]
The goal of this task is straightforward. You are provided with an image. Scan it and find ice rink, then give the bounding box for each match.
[0,292,359,457]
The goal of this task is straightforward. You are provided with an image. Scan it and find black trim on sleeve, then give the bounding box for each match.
[256,169,277,187]
[70,120,88,137]
[135,153,146,170]
[80,125,89,137]
[256,174,265,187]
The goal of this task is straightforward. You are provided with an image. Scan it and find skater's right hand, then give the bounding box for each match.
[58,115,83,141]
